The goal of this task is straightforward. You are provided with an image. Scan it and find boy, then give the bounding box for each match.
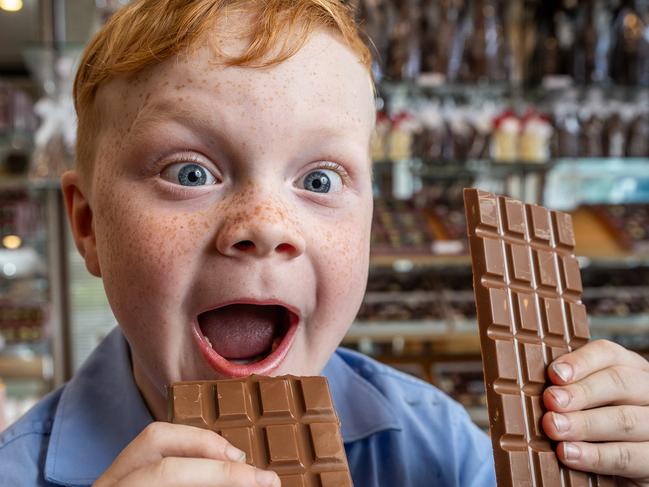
[2,1,649,485]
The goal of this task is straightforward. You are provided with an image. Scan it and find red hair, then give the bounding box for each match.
[74,0,373,177]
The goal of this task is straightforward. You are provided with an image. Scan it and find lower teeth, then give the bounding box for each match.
[230,354,265,365]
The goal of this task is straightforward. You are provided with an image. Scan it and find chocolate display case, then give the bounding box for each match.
[0,180,71,430]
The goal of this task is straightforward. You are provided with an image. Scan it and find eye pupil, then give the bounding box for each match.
[304,171,331,193]
[188,170,200,183]
[179,164,208,186]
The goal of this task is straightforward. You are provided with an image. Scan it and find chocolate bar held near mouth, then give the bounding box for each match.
[168,375,352,487]
[463,188,614,487]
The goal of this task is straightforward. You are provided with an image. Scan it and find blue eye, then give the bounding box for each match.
[162,163,217,186]
[302,169,342,193]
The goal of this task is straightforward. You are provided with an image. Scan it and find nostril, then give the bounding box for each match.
[234,240,255,251]
[276,243,294,253]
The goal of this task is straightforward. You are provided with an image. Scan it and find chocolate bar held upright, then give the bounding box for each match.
[463,189,614,487]
[168,375,352,487]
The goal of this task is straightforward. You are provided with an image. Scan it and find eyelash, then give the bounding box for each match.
[157,154,352,193]
[313,161,352,187]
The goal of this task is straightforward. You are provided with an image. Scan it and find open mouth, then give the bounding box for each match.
[193,302,299,377]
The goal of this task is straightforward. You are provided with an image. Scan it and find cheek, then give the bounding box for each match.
[316,208,371,319]
[93,190,210,314]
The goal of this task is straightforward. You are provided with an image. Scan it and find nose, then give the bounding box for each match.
[215,203,305,259]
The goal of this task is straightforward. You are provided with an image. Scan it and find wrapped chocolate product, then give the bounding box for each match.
[370,197,436,255]
[519,111,553,163]
[602,109,628,158]
[388,111,419,161]
[464,0,510,82]
[609,0,649,86]
[553,100,581,158]
[467,104,497,160]
[491,110,520,162]
[572,2,598,84]
[446,1,472,82]
[578,91,606,157]
[432,0,462,82]
[418,0,440,76]
[527,3,560,85]
[371,111,390,162]
[355,0,390,79]
[413,103,446,160]
[626,113,649,157]
[385,0,420,80]
[464,0,488,82]
[449,110,476,161]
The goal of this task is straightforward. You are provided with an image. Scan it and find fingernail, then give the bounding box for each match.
[552,412,570,432]
[225,445,246,462]
[255,469,279,487]
[552,362,573,382]
[564,442,581,461]
[550,388,570,408]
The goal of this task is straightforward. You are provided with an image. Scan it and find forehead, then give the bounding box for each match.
[97,28,375,144]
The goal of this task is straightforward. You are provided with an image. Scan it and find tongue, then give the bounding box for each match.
[198,304,281,359]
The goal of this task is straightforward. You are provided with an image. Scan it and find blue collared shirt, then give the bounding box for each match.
[0,328,495,486]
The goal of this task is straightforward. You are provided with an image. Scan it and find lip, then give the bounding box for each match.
[192,299,301,378]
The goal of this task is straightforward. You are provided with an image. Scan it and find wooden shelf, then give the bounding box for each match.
[345,316,649,345]
[0,353,51,380]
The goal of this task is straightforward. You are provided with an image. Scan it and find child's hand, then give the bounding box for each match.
[92,422,280,487]
[541,339,649,486]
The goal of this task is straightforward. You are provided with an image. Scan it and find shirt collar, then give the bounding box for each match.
[45,327,153,486]
[44,328,399,485]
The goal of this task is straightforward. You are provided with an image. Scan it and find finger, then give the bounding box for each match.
[118,457,280,487]
[556,441,649,479]
[543,366,649,412]
[102,422,247,484]
[547,339,649,386]
[543,406,649,442]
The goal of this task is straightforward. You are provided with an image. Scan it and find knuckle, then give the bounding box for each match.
[574,382,591,404]
[221,460,234,478]
[614,446,632,472]
[608,366,631,391]
[156,457,178,482]
[615,407,636,434]
[581,340,613,367]
[580,412,592,436]
[141,422,167,446]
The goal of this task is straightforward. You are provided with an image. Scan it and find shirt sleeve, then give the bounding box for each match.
[451,408,496,487]
[0,429,54,487]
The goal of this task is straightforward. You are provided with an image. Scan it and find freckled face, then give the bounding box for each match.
[88,29,375,417]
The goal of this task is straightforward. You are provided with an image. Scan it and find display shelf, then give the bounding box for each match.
[466,406,489,429]
[378,80,649,101]
[0,177,61,191]
[376,158,649,196]
[369,253,649,269]
[0,183,72,389]
[346,315,649,345]
[0,353,52,380]
[411,158,556,179]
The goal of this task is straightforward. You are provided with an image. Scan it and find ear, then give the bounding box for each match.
[60,170,101,277]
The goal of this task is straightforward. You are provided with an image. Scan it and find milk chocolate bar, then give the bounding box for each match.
[168,375,352,487]
[463,189,614,487]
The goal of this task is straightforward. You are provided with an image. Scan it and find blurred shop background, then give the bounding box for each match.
[0,0,648,432]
